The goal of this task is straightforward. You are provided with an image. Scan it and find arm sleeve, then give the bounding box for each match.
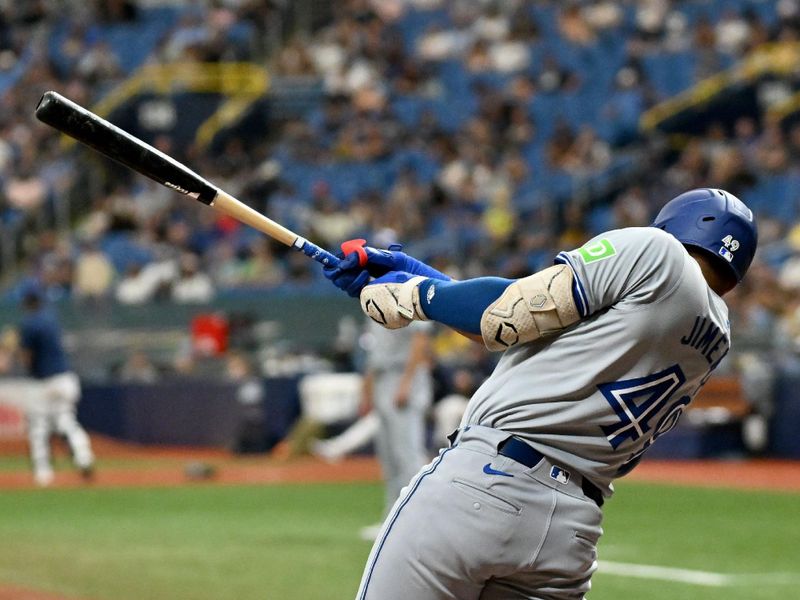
[553,227,686,318]
[417,277,513,335]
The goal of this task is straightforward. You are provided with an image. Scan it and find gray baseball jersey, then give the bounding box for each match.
[364,319,433,373]
[356,227,732,600]
[462,226,730,494]
[357,228,729,600]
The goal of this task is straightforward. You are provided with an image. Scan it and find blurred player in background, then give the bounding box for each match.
[358,316,434,540]
[18,288,94,487]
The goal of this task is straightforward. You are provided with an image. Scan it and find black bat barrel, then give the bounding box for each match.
[35,91,218,205]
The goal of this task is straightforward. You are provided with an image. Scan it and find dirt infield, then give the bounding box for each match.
[0,586,86,600]
[0,435,798,492]
[0,436,382,490]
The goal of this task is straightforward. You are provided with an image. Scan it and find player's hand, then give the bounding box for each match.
[332,239,451,280]
[360,271,428,329]
[393,387,409,408]
[359,243,414,278]
[322,252,371,298]
[325,239,451,299]
[365,245,451,281]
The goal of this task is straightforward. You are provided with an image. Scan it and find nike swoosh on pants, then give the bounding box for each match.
[483,463,514,477]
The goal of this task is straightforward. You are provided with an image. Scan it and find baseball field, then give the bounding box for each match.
[0,439,798,600]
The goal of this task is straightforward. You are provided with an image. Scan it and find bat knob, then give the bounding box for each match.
[340,238,368,267]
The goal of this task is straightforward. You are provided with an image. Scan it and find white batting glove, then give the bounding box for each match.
[360,273,429,329]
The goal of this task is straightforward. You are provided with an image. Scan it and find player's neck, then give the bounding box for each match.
[688,250,735,296]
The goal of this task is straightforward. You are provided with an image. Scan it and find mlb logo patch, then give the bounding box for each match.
[550,466,570,484]
[718,247,734,263]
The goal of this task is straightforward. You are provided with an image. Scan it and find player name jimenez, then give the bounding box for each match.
[680,316,729,365]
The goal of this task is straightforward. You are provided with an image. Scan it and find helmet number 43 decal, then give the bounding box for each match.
[719,235,739,263]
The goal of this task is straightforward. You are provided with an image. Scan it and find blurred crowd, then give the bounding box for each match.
[1,0,800,391]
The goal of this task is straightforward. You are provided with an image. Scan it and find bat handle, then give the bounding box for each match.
[294,238,341,268]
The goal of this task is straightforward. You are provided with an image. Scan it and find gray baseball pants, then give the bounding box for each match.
[355,425,603,600]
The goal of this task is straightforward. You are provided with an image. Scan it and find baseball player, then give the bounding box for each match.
[323,188,757,599]
[358,316,434,540]
[18,288,95,486]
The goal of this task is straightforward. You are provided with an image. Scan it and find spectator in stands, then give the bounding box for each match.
[562,126,611,176]
[239,238,285,287]
[754,121,789,173]
[733,116,759,166]
[73,241,114,302]
[74,40,122,85]
[97,0,138,23]
[275,35,317,77]
[115,259,169,305]
[307,182,363,246]
[171,252,215,304]
[416,23,470,63]
[612,186,651,229]
[119,349,159,384]
[715,9,751,56]
[558,3,596,46]
[632,0,671,50]
[4,162,46,212]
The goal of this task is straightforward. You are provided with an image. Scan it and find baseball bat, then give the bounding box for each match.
[34,90,342,267]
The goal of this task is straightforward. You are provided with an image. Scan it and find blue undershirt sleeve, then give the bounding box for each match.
[416,277,513,335]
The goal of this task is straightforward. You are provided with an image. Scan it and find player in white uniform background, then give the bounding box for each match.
[9,288,95,487]
[323,188,758,600]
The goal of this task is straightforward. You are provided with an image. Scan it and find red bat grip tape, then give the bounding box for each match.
[340,239,368,267]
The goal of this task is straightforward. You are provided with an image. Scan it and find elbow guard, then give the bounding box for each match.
[480,264,580,352]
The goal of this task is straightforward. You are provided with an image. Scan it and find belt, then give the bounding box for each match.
[497,437,604,507]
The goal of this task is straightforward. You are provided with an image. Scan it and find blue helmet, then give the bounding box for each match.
[652,188,758,283]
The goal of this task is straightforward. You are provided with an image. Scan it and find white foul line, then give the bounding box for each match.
[599,561,800,587]
[599,561,730,587]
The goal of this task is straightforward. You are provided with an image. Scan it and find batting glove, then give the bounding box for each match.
[360,271,430,329]
[322,251,371,298]
[324,238,451,298]
[359,244,450,281]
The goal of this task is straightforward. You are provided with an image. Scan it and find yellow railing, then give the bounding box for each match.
[78,62,269,150]
[640,42,800,131]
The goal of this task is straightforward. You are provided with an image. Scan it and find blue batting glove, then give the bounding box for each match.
[340,239,452,281]
[323,238,451,298]
[322,252,371,298]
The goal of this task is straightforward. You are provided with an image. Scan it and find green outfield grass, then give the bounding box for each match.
[0,481,797,599]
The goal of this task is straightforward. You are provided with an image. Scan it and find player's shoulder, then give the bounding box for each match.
[597,226,683,250]
[617,226,687,270]
[575,226,685,265]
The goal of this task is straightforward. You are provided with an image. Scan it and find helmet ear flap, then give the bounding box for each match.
[651,188,758,283]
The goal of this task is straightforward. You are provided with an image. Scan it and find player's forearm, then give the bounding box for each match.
[416,278,513,335]
[361,265,581,352]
